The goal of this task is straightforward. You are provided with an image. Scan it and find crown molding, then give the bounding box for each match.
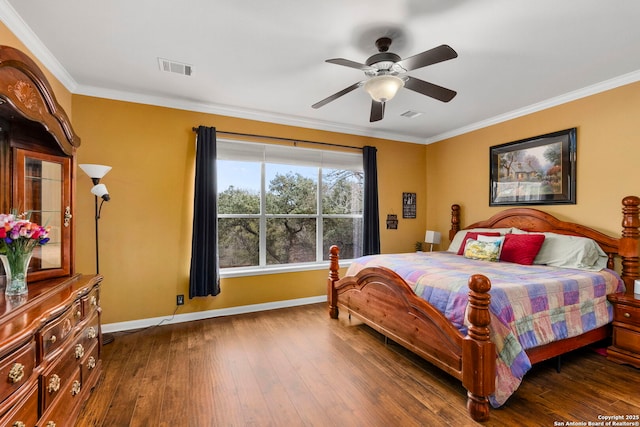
[423,69,640,145]
[0,0,77,91]
[73,83,426,144]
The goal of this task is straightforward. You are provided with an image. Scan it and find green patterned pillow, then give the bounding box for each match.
[463,238,503,262]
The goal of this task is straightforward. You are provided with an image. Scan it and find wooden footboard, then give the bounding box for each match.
[328,246,495,422]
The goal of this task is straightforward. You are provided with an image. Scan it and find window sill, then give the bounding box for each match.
[220,260,353,279]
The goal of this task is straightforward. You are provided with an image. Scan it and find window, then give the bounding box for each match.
[217,140,363,270]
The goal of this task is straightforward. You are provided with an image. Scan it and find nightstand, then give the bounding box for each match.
[607,293,640,368]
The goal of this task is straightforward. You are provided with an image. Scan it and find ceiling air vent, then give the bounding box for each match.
[400,110,423,119]
[158,58,193,76]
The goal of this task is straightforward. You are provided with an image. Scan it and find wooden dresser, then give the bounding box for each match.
[0,45,104,426]
[0,274,102,426]
[607,293,640,368]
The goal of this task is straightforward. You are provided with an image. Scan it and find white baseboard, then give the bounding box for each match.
[101,295,328,333]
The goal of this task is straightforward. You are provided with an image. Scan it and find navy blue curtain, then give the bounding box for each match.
[363,146,380,255]
[189,126,220,298]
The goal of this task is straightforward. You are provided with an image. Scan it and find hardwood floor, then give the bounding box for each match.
[77,303,640,426]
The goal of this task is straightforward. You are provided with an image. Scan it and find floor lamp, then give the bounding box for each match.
[79,164,114,344]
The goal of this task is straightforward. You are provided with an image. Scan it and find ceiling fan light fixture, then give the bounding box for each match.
[313,40,457,121]
[364,75,404,102]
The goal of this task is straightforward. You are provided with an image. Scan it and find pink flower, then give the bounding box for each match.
[0,212,50,255]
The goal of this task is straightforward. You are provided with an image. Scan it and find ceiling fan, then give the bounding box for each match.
[312,37,458,122]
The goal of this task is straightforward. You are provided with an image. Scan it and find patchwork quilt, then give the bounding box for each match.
[345,251,624,406]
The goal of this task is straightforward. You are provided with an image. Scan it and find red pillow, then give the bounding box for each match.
[457,232,501,255]
[500,234,546,265]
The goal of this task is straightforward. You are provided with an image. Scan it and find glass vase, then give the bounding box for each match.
[0,251,32,296]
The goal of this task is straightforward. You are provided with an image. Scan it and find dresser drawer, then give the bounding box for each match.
[613,302,640,328]
[613,327,640,354]
[40,367,82,427]
[80,340,100,390]
[78,312,100,354]
[81,286,100,319]
[0,380,38,427]
[0,340,36,404]
[40,302,83,359]
[41,347,81,412]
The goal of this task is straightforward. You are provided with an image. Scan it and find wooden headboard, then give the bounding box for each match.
[449,195,640,295]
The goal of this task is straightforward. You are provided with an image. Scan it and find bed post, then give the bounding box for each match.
[450,204,461,241]
[620,196,640,296]
[328,245,340,319]
[462,274,495,422]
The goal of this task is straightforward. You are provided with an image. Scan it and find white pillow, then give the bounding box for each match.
[533,232,607,270]
[447,228,513,253]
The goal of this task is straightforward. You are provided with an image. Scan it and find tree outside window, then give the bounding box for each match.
[217,144,363,269]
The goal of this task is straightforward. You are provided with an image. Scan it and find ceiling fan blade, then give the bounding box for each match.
[312,82,363,109]
[396,44,458,72]
[369,100,385,122]
[404,76,457,103]
[326,58,374,71]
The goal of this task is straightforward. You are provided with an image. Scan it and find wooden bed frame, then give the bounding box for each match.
[327,196,640,422]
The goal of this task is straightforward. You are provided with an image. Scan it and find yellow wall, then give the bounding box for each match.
[72,96,427,324]
[426,81,640,247]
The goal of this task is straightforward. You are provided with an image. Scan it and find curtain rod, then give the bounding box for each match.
[191,127,362,151]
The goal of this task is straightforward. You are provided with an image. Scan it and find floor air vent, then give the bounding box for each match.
[158,58,193,76]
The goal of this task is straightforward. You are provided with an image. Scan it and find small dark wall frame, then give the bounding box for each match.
[490,128,577,206]
[402,193,416,218]
[386,214,398,229]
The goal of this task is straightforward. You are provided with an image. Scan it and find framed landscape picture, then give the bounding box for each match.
[489,128,577,206]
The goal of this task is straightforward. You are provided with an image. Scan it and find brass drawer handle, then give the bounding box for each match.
[75,344,85,359]
[88,356,96,370]
[90,295,97,307]
[8,363,24,383]
[624,312,631,318]
[49,335,57,344]
[48,374,60,393]
[71,380,81,396]
[13,421,26,427]
[46,422,56,427]
[75,310,82,318]
[88,326,97,340]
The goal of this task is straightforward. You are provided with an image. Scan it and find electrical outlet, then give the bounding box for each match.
[176,294,184,306]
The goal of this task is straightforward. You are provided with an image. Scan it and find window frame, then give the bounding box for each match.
[217,139,363,276]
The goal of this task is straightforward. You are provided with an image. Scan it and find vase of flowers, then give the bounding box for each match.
[0,212,50,296]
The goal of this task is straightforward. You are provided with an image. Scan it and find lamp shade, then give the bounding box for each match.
[425,230,442,244]
[91,183,110,201]
[363,75,404,102]
[79,164,112,179]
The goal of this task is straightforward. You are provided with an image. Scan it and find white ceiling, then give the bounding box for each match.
[2,0,640,144]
